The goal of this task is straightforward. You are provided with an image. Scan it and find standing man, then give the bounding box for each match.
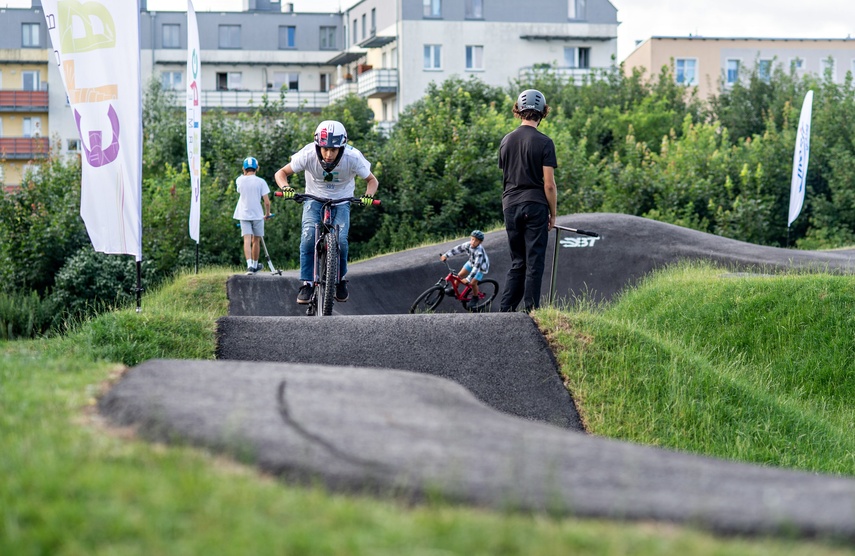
[497,89,557,312]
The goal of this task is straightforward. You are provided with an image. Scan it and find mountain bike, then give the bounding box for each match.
[275,191,380,316]
[409,258,499,314]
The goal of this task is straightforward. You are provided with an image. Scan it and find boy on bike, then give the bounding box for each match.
[274,120,378,304]
[233,156,271,274]
[440,230,490,309]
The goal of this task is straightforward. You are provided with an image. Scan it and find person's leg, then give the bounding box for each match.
[300,201,321,282]
[521,202,550,312]
[242,234,253,264]
[500,205,527,311]
[332,203,351,281]
[251,236,260,263]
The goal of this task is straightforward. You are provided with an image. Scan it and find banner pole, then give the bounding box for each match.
[135,260,143,313]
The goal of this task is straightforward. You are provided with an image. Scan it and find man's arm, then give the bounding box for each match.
[274,164,295,190]
[364,172,379,197]
[543,165,557,231]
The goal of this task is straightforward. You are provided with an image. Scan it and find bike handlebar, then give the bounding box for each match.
[273,191,381,206]
[553,224,599,237]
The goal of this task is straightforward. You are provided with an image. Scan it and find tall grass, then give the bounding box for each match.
[537,262,855,476]
[1,265,854,554]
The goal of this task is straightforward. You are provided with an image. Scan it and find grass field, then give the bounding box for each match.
[2,264,854,555]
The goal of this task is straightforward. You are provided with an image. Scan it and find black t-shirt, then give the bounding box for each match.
[497,125,557,211]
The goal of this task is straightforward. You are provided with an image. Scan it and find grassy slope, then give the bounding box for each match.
[1,266,853,555]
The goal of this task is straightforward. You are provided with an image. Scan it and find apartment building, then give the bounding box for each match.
[624,36,855,99]
[1,0,618,186]
[338,0,619,130]
[0,1,50,190]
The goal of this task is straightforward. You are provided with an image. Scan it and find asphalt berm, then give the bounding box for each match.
[99,213,855,541]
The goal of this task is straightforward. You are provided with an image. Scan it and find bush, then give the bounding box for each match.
[0,289,59,340]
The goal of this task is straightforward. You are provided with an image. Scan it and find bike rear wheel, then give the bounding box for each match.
[321,230,338,316]
[466,279,499,312]
[409,285,445,314]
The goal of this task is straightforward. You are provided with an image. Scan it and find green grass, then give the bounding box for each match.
[2,265,854,554]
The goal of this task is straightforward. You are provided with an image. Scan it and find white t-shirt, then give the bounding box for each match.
[289,143,372,200]
[233,174,270,220]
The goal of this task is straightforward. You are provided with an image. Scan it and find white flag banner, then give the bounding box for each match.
[788,90,813,228]
[42,0,143,260]
[187,0,202,242]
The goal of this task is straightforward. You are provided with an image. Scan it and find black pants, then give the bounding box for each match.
[501,202,550,312]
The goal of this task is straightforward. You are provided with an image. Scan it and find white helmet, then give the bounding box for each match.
[314,120,348,172]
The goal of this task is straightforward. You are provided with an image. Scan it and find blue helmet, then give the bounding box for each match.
[471,229,485,241]
[243,157,258,171]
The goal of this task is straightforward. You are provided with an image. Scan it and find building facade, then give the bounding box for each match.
[0,2,49,190]
[624,36,855,100]
[1,0,618,187]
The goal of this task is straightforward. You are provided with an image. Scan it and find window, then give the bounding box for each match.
[22,71,40,91]
[371,8,376,34]
[67,139,81,152]
[465,0,483,18]
[22,117,41,138]
[279,26,296,49]
[465,45,483,70]
[352,19,357,45]
[726,59,739,85]
[216,72,242,91]
[161,71,183,90]
[424,44,441,70]
[320,73,331,92]
[162,24,180,48]
[790,57,804,73]
[320,26,336,49]
[758,59,772,83]
[218,25,241,49]
[564,47,590,69]
[675,58,697,86]
[568,0,586,19]
[22,23,40,47]
[390,47,397,68]
[272,72,299,91]
[361,14,366,39]
[821,57,837,81]
[423,0,441,18]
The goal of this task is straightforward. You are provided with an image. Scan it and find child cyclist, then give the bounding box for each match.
[233,156,271,274]
[274,120,378,304]
[440,230,490,309]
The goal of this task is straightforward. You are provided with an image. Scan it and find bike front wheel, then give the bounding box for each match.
[409,285,444,314]
[466,279,499,312]
[320,230,339,316]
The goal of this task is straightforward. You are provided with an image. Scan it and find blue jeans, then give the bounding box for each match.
[300,200,350,283]
[501,201,550,312]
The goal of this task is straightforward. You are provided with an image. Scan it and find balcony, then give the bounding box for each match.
[176,90,331,112]
[0,137,50,160]
[518,66,616,85]
[356,69,398,99]
[0,90,49,112]
[329,81,358,103]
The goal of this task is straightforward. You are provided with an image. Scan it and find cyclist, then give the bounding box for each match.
[233,156,271,274]
[274,120,379,304]
[440,230,490,309]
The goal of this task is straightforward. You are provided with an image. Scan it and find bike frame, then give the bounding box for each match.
[439,262,482,303]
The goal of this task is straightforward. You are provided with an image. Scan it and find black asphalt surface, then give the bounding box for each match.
[98,213,855,541]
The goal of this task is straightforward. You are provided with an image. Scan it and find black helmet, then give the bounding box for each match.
[516,89,546,115]
[314,120,348,172]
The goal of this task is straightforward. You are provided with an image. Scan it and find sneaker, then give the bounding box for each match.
[255,263,265,273]
[296,283,312,304]
[334,280,349,302]
[246,266,256,275]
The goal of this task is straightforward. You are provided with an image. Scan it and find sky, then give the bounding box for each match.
[10,0,855,62]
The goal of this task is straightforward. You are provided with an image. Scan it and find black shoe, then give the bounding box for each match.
[255,263,265,273]
[296,283,312,304]
[467,297,480,311]
[334,280,349,302]
[246,266,255,275]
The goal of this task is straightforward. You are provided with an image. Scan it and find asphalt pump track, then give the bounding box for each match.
[99,213,855,541]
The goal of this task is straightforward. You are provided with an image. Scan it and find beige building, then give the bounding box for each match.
[624,36,855,99]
